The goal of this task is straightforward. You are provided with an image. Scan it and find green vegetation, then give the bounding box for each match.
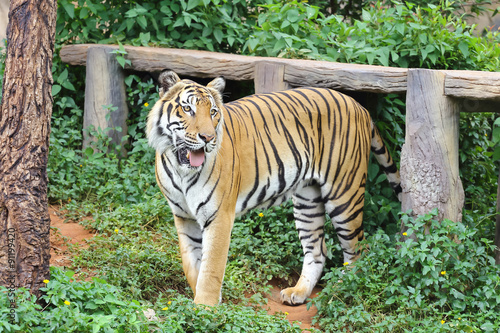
[1,0,499,331]
[0,267,303,332]
[314,210,500,332]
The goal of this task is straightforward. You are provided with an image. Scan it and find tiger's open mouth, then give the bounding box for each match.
[177,147,205,167]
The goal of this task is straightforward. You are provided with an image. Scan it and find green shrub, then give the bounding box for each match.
[0,267,151,332]
[0,267,310,333]
[246,0,500,70]
[56,0,261,52]
[313,209,500,332]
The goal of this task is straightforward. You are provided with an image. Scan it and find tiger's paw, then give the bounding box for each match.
[279,287,309,306]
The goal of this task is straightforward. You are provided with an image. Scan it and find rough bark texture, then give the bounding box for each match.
[0,0,57,296]
[400,69,464,223]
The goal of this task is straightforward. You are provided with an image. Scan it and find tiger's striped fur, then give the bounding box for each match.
[146,70,401,306]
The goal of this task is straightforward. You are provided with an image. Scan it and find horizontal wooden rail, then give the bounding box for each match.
[60,44,408,94]
[444,70,500,100]
[60,44,500,100]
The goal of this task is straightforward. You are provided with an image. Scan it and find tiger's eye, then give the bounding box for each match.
[183,105,191,112]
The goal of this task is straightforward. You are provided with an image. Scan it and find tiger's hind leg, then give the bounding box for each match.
[280,182,327,305]
[325,188,366,265]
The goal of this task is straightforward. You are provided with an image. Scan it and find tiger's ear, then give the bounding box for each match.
[158,70,181,98]
[207,76,225,94]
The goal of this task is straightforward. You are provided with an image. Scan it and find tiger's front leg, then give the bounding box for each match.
[193,212,235,306]
[174,215,203,295]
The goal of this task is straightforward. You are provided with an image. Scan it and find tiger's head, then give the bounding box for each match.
[146,70,225,169]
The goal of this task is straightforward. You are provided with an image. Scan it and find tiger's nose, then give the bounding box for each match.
[199,133,215,143]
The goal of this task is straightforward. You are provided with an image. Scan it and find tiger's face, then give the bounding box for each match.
[147,71,225,169]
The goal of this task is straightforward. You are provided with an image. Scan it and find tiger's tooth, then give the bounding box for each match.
[186,151,190,159]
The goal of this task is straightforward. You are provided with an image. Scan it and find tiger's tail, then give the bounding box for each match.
[370,122,402,201]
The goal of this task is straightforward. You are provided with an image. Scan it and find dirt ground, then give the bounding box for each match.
[48,207,319,330]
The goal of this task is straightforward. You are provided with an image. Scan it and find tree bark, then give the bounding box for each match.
[0,0,57,297]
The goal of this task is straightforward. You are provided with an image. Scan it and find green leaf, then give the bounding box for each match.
[306,7,317,19]
[286,9,300,23]
[137,16,147,29]
[65,270,75,278]
[458,41,470,58]
[61,80,76,91]
[184,15,192,27]
[85,301,99,310]
[213,28,223,44]
[361,9,371,21]
[125,9,138,18]
[377,47,390,67]
[272,38,287,56]
[57,68,68,83]
[247,38,260,52]
[84,147,94,157]
[63,2,75,19]
[79,7,89,19]
[480,322,495,331]
[391,51,399,63]
[395,23,406,36]
[281,20,291,30]
[116,56,126,68]
[492,146,500,161]
[366,52,375,65]
[52,84,61,97]
[187,0,201,11]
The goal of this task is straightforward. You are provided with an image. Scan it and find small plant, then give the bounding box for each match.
[313,209,500,332]
[0,267,151,332]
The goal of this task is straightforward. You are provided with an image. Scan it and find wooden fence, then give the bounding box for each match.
[60,44,500,226]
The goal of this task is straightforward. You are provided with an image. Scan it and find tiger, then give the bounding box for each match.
[146,70,401,306]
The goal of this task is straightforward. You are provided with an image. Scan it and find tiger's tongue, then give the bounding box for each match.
[189,149,205,167]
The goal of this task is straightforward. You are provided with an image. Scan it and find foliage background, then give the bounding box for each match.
[1,0,500,331]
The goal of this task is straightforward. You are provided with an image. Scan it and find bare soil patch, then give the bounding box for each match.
[263,281,321,330]
[49,206,94,269]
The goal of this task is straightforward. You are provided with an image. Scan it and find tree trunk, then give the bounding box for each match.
[0,0,57,297]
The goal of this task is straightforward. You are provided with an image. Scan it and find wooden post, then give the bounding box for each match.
[84,46,128,153]
[400,69,464,222]
[254,62,291,94]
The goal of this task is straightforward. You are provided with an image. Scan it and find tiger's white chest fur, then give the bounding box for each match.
[156,150,222,225]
